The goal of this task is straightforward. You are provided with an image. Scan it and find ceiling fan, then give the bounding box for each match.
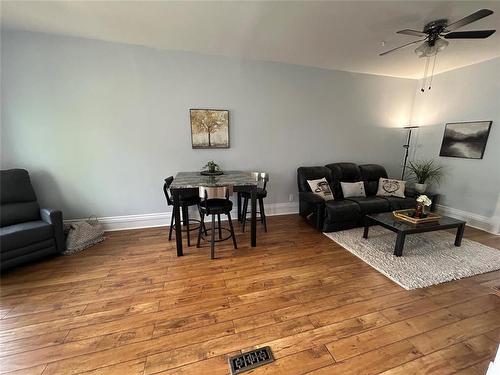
[380,9,496,91]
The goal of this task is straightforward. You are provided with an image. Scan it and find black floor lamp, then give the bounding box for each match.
[401,126,419,180]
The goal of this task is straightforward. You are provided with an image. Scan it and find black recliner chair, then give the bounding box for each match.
[298,163,416,232]
[1,169,65,271]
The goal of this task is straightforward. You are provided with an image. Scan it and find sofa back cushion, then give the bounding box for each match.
[1,169,40,227]
[325,163,361,199]
[359,164,388,196]
[297,167,333,193]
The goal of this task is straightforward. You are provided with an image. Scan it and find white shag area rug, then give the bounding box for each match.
[324,226,500,290]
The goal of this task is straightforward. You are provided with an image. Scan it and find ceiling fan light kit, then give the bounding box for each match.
[380,9,496,92]
[414,38,449,58]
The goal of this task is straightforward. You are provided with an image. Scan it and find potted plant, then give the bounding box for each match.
[408,159,444,193]
[201,161,223,176]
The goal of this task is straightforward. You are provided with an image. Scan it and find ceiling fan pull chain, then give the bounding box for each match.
[428,53,438,90]
[421,56,430,92]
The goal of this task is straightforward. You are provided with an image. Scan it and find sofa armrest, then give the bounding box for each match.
[299,192,324,204]
[40,208,65,253]
[298,192,326,230]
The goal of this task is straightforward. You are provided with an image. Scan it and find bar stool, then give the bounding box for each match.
[197,185,237,259]
[241,172,269,232]
[163,177,205,247]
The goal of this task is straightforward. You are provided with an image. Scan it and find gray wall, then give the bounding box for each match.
[411,57,500,220]
[1,31,417,219]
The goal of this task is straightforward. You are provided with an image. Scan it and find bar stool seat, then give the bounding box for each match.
[197,185,237,259]
[163,177,204,247]
[200,199,233,214]
[240,172,269,233]
[239,188,267,199]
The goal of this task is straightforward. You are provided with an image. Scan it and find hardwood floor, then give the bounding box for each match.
[1,215,499,375]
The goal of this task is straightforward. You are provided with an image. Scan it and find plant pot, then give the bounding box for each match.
[414,183,427,193]
[200,170,223,176]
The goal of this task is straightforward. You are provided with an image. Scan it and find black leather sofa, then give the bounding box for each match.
[1,169,65,271]
[298,163,416,232]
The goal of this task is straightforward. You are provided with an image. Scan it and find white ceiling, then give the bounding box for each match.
[2,1,499,79]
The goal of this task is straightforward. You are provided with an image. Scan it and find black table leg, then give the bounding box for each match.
[251,186,257,247]
[237,193,242,222]
[363,218,370,239]
[172,189,183,257]
[455,223,465,246]
[394,232,405,257]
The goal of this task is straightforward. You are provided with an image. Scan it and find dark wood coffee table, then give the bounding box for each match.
[363,212,466,257]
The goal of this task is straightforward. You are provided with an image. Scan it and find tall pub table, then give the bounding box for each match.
[169,171,259,256]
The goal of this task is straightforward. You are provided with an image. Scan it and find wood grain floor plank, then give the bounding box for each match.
[239,346,333,375]
[309,339,423,375]
[72,359,146,375]
[378,334,498,375]
[242,311,390,359]
[0,330,69,357]
[408,309,500,355]
[42,321,235,375]
[0,301,158,343]
[1,325,154,373]
[143,317,314,374]
[153,354,233,375]
[326,307,460,361]
[1,365,47,375]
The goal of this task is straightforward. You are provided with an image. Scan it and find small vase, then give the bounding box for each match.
[414,183,427,193]
[415,203,424,218]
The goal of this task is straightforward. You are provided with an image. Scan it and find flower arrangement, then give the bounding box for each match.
[416,194,432,207]
[415,194,432,218]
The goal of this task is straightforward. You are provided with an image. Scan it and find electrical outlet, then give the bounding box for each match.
[289,194,294,202]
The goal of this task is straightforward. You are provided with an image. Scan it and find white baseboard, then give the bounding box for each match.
[436,204,500,235]
[64,202,500,235]
[65,202,299,232]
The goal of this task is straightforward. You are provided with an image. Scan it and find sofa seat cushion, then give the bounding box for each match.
[346,196,390,215]
[325,200,361,222]
[2,239,55,261]
[1,243,57,271]
[0,221,54,252]
[382,196,416,211]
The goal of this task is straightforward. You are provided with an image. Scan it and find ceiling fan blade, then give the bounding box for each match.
[379,39,426,56]
[444,30,496,39]
[397,29,427,37]
[446,9,494,31]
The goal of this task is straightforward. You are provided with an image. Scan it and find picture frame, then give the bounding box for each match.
[190,109,229,149]
[439,121,492,159]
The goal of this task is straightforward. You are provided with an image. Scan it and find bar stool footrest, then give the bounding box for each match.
[200,227,233,243]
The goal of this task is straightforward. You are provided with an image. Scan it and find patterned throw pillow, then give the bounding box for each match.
[341,181,366,198]
[376,178,406,198]
[307,178,334,200]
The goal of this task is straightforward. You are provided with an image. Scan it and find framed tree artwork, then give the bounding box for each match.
[439,121,492,159]
[190,109,229,149]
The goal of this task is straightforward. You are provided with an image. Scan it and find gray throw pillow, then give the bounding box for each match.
[341,181,366,198]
